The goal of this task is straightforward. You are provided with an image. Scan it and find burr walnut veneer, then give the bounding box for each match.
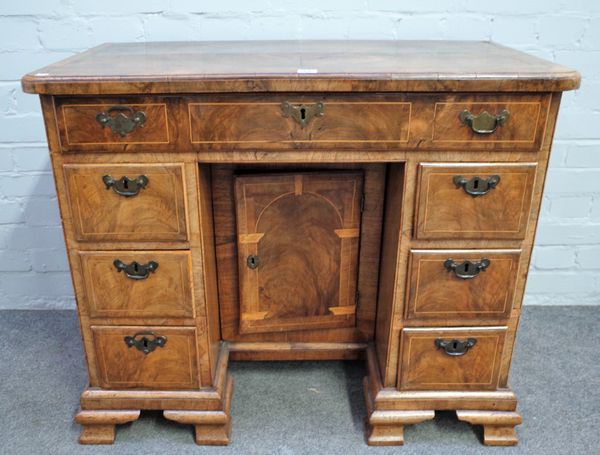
[22,40,579,447]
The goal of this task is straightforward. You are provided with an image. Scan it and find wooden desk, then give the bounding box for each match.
[22,40,579,446]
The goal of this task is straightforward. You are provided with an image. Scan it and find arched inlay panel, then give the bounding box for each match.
[234,172,363,334]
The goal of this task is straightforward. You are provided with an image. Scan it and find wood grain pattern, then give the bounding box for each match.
[414,163,537,240]
[399,327,507,391]
[92,326,199,389]
[431,94,549,151]
[61,102,169,145]
[63,163,188,242]
[213,164,383,345]
[235,172,362,334]
[190,97,411,148]
[405,250,521,325]
[80,343,232,411]
[21,41,580,95]
[79,251,193,320]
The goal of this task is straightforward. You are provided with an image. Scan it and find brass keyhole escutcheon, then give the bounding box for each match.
[247,255,260,269]
[281,102,325,128]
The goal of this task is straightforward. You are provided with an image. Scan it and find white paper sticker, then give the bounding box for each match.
[297,68,318,74]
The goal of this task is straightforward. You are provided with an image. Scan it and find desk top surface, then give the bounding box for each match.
[22,40,580,95]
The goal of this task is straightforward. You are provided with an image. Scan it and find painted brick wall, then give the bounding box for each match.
[0,1,598,309]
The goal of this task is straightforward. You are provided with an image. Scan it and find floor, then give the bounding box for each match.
[0,306,598,455]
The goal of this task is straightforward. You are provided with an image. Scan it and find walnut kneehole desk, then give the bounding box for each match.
[22,40,580,447]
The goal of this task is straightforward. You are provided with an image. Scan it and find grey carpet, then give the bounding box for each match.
[0,307,598,455]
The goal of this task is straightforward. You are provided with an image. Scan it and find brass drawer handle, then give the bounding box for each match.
[281,101,324,128]
[459,109,510,134]
[96,105,146,137]
[103,175,149,197]
[453,175,500,197]
[124,331,167,355]
[435,338,477,356]
[444,258,490,279]
[113,259,158,280]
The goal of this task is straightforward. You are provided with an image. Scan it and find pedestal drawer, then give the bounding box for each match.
[92,326,199,389]
[414,163,537,240]
[63,163,188,242]
[405,249,521,325]
[80,251,194,320]
[399,327,506,391]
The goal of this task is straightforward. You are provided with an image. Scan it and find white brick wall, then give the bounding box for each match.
[0,1,598,309]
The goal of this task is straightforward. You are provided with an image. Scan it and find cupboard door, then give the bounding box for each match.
[234,172,363,334]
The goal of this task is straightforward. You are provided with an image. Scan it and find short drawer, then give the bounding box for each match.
[405,250,520,324]
[63,164,188,242]
[414,163,536,240]
[92,326,199,389]
[431,94,550,151]
[188,95,411,149]
[56,98,171,150]
[399,327,506,391]
[80,251,194,320]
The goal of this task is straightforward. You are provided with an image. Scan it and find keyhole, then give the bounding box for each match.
[123,178,129,190]
[453,341,459,350]
[473,178,479,190]
[133,262,139,273]
[142,338,149,348]
[300,107,306,120]
[464,262,470,273]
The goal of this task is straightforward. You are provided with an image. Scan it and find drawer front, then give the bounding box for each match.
[406,250,520,324]
[80,251,194,319]
[64,164,188,242]
[57,99,171,150]
[414,163,537,240]
[189,95,411,149]
[92,326,199,389]
[399,327,506,390]
[431,94,549,151]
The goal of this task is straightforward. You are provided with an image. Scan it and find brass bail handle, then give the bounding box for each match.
[96,105,146,137]
[103,174,149,197]
[124,331,167,355]
[113,259,159,280]
[435,338,477,356]
[459,109,510,134]
[444,258,490,279]
[453,175,500,197]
